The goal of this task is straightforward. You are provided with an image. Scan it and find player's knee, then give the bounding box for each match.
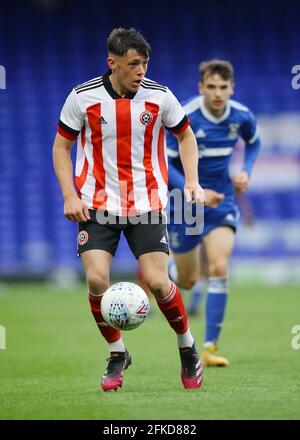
[209,260,228,277]
[86,271,109,294]
[143,274,169,298]
[177,275,197,290]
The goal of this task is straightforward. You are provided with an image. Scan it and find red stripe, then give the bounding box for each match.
[143,102,162,212]
[81,125,86,149]
[157,127,168,186]
[87,103,107,210]
[57,125,77,141]
[75,126,88,197]
[116,100,135,216]
[75,160,88,197]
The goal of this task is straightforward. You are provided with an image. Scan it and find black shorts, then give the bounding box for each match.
[77,210,169,259]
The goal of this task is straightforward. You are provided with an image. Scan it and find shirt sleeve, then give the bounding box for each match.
[162,88,190,134]
[57,89,84,140]
[240,111,261,175]
[240,110,259,145]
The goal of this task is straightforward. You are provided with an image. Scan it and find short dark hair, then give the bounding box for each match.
[107,27,151,58]
[199,59,234,82]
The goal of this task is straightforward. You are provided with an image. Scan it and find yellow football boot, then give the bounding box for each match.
[201,343,229,367]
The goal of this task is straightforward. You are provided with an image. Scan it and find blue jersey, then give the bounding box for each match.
[167,95,260,199]
[166,96,261,252]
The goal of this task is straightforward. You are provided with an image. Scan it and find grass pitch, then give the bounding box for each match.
[0,282,299,420]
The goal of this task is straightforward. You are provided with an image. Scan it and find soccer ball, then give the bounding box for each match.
[101,282,150,331]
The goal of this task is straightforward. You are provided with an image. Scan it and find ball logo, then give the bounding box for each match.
[140,111,153,126]
[78,231,88,246]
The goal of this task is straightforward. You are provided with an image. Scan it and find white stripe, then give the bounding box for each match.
[80,122,96,208]
[208,287,228,294]
[163,288,176,303]
[158,282,176,304]
[88,291,103,298]
[183,96,200,115]
[199,147,233,158]
[142,76,166,88]
[75,76,103,90]
[81,168,96,208]
[200,96,231,124]
[229,99,249,112]
[74,136,86,181]
[169,316,183,323]
[167,147,179,158]
[102,102,121,215]
[130,104,151,214]
[248,126,259,144]
[160,288,174,304]
[152,116,168,210]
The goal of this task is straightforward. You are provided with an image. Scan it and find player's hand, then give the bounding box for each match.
[204,189,225,208]
[232,171,249,193]
[64,194,91,222]
[184,181,206,205]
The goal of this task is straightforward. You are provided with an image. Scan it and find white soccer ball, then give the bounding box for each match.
[101,282,150,331]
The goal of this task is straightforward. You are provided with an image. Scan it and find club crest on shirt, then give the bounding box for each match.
[78,231,89,246]
[140,111,153,126]
[228,123,240,139]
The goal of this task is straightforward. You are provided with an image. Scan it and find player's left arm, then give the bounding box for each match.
[233,111,261,193]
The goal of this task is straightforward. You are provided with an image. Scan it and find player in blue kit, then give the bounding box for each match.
[167,59,261,366]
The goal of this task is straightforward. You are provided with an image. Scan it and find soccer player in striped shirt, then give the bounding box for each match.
[167,60,261,367]
[53,28,205,391]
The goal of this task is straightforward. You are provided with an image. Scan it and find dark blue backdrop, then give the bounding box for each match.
[0,0,299,277]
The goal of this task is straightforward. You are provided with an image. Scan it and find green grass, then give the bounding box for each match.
[0,282,299,420]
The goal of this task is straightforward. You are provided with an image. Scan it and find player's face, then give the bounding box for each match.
[199,74,234,115]
[108,50,148,95]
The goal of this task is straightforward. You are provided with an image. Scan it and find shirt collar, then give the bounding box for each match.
[199,95,231,124]
[103,69,137,100]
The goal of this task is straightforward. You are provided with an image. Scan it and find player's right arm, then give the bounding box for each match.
[52,133,90,222]
[53,88,90,222]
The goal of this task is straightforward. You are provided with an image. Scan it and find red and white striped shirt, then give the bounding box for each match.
[58,70,189,216]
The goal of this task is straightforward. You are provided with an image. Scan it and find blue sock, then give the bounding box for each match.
[188,279,206,314]
[205,277,228,344]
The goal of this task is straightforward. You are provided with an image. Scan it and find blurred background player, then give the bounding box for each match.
[175,191,255,317]
[167,59,261,367]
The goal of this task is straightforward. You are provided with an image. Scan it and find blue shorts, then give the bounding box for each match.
[167,205,240,254]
